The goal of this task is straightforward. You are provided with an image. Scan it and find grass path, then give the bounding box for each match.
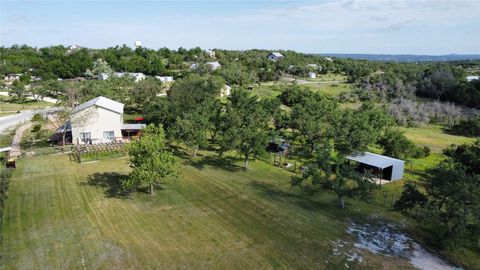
[1,153,419,269]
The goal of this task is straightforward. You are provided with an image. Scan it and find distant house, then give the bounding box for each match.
[98,73,110,81]
[3,73,22,83]
[70,96,145,145]
[306,64,318,69]
[190,61,221,71]
[346,152,405,181]
[155,76,174,83]
[267,52,284,62]
[308,72,316,79]
[206,49,216,58]
[324,57,334,62]
[467,75,480,82]
[67,45,81,53]
[221,85,232,97]
[98,72,146,82]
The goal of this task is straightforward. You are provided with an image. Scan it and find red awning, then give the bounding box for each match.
[134,117,144,122]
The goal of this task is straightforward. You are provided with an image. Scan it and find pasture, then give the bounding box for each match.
[2,153,419,269]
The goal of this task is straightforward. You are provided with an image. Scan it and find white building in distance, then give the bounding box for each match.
[155,76,175,83]
[466,75,480,82]
[267,52,284,62]
[190,61,222,71]
[206,49,216,58]
[98,72,146,82]
[221,85,232,98]
[3,73,22,83]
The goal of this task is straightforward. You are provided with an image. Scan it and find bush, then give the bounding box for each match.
[31,124,41,133]
[409,145,431,159]
[394,183,428,211]
[31,113,43,122]
[451,115,480,137]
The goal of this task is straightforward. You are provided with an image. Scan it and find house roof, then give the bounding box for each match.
[346,152,404,169]
[269,52,284,57]
[0,147,11,153]
[72,96,124,114]
[207,61,221,68]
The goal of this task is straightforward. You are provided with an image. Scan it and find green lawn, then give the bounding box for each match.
[303,83,353,97]
[399,124,475,153]
[0,96,52,112]
[3,153,423,269]
[0,128,15,148]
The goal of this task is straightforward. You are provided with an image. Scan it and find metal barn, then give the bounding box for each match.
[346,152,405,181]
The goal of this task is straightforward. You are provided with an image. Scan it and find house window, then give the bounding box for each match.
[79,132,91,144]
[103,131,115,141]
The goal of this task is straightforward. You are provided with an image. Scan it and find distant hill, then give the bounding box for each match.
[320,53,480,62]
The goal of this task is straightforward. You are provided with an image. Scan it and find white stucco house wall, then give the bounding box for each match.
[267,52,284,62]
[206,49,216,58]
[221,85,232,98]
[98,73,110,80]
[70,96,145,145]
[155,76,174,83]
[3,73,22,84]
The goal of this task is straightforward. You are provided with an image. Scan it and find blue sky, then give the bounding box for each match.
[1,0,479,54]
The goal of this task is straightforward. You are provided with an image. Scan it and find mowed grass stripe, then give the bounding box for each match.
[3,154,409,269]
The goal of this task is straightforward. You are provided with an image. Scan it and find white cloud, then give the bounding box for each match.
[221,0,480,32]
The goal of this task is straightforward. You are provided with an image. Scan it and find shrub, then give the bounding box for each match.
[31,124,41,133]
[451,115,480,137]
[31,113,43,122]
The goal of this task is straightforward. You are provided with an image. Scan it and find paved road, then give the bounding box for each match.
[0,108,59,134]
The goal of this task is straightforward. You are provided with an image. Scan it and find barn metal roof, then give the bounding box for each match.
[346,152,404,169]
[0,147,11,153]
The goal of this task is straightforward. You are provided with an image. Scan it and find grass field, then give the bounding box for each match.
[303,83,353,97]
[399,124,475,153]
[2,152,426,269]
[0,128,15,148]
[0,96,52,112]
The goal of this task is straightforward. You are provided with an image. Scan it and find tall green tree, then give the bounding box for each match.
[295,143,378,209]
[229,90,270,168]
[172,109,209,157]
[334,103,391,155]
[289,92,337,153]
[124,124,178,195]
[378,129,416,159]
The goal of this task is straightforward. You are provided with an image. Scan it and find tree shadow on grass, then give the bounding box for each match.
[182,155,243,172]
[249,180,365,221]
[406,169,432,180]
[82,172,131,198]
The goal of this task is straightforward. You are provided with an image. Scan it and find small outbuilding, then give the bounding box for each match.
[346,152,405,181]
[466,75,480,82]
[267,52,284,62]
[308,72,316,79]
